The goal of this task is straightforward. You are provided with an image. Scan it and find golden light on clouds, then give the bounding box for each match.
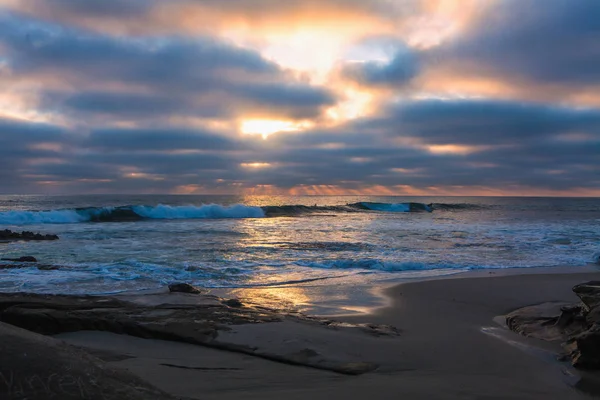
[240,119,312,138]
[406,0,491,49]
[260,30,349,82]
[326,88,375,121]
[1,0,598,197]
[425,144,489,155]
[240,162,272,169]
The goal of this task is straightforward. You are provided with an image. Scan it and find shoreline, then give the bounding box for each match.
[66,268,600,398]
[3,266,600,398]
[217,263,600,317]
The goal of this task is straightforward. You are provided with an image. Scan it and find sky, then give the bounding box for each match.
[0,0,599,196]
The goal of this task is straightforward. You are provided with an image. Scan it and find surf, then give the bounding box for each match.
[0,201,485,224]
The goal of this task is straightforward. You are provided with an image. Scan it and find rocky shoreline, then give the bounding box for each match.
[507,281,600,369]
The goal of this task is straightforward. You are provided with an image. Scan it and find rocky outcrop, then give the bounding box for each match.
[506,302,586,342]
[506,281,600,369]
[168,283,207,294]
[1,256,37,262]
[0,321,176,399]
[574,281,600,311]
[222,298,243,308]
[0,291,399,375]
[0,263,59,271]
[0,256,64,271]
[0,230,59,242]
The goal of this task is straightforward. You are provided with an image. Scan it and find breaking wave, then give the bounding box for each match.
[0,204,265,224]
[0,201,485,224]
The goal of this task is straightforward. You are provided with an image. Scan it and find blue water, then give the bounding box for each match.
[0,195,598,295]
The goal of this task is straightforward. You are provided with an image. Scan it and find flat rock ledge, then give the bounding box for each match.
[0,291,399,376]
[0,321,178,400]
[506,281,600,369]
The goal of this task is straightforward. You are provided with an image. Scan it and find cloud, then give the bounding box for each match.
[378,99,600,145]
[2,0,417,34]
[342,42,420,87]
[0,116,71,190]
[0,11,335,121]
[60,92,190,117]
[426,0,600,90]
[236,99,600,191]
[0,2,599,195]
[86,127,241,152]
[2,97,600,194]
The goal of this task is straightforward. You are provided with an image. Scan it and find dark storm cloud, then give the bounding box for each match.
[86,127,241,151]
[0,11,335,120]
[61,92,189,117]
[35,152,235,178]
[375,99,600,145]
[0,117,72,192]
[7,0,417,26]
[0,13,276,77]
[0,118,67,158]
[343,45,420,86]
[232,83,336,109]
[0,117,64,144]
[432,0,600,85]
[42,0,151,17]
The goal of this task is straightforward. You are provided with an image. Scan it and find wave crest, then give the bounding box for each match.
[0,204,265,225]
[0,201,486,225]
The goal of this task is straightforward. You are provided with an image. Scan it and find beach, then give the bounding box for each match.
[34,266,598,400]
[1,195,599,398]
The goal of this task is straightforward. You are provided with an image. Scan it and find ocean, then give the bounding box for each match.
[0,195,599,298]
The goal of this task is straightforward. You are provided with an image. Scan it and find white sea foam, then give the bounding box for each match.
[0,209,86,224]
[0,204,265,225]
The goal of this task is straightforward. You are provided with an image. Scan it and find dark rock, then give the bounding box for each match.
[570,325,600,369]
[586,306,600,325]
[0,229,59,242]
[0,321,176,399]
[1,256,37,262]
[507,281,600,370]
[408,202,433,212]
[573,281,600,311]
[0,264,59,271]
[168,283,206,294]
[223,298,243,308]
[506,302,573,342]
[0,292,397,375]
[556,304,584,328]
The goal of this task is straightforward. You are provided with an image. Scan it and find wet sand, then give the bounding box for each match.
[57,267,600,399]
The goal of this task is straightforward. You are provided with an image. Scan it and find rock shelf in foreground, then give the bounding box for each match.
[0,321,177,400]
[0,291,399,376]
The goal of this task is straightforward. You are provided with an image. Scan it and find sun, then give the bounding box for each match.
[240,119,310,139]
